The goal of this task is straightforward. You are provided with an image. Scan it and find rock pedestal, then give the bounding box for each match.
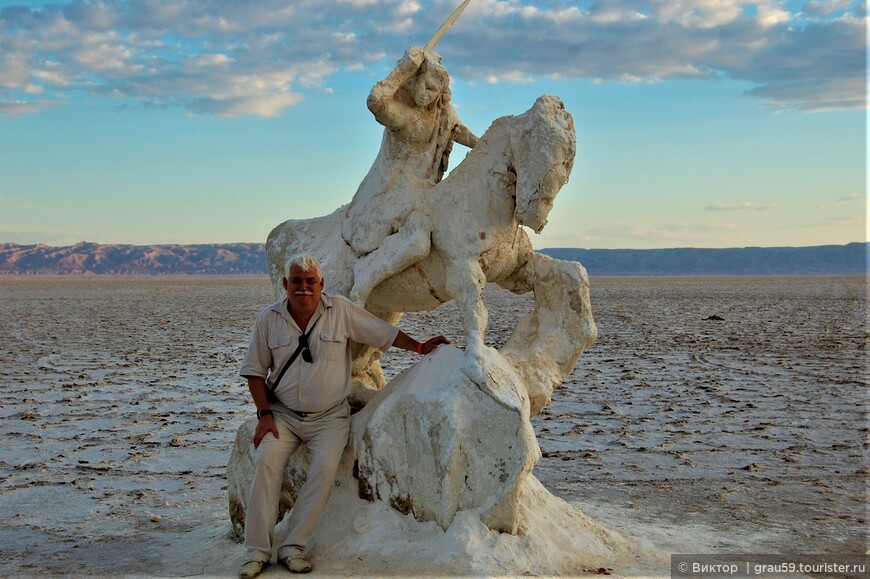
[226,346,657,575]
[353,346,538,534]
[228,346,538,538]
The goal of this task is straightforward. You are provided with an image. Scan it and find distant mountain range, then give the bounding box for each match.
[0,241,866,276]
[0,242,266,275]
[540,242,868,276]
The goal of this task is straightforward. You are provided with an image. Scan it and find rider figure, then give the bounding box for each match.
[342,47,478,305]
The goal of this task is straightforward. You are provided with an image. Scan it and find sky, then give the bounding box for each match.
[0,0,866,250]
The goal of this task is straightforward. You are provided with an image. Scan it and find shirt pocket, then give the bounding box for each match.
[319,331,346,363]
[267,329,295,362]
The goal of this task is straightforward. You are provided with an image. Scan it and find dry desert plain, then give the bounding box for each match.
[0,275,866,576]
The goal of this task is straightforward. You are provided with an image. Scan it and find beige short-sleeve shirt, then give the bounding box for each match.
[240,294,398,412]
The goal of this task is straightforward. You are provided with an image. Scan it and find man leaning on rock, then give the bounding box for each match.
[237,253,448,578]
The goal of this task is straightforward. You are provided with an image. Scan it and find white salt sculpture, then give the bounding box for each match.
[229,49,615,574]
[266,93,594,412]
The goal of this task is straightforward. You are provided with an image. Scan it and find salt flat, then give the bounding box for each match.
[0,275,865,577]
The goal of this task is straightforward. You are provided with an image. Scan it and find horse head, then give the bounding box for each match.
[511,95,576,233]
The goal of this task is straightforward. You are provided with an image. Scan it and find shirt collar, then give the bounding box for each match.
[320,293,334,309]
[271,294,333,328]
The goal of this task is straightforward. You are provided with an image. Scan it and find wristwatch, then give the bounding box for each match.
[257,409,273,419]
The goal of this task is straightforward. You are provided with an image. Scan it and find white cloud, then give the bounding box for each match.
[795,213,866,229]
[835,193,861,204]
[396,1,422,17]
[188,53,233,67]
[0,0,864,116]
[72,33,137,72]
[0,53,33,89]
[802,0,853,18]
[542,6,585,23]
[706,202,754,211]
[577,220,748,248]
[0,99,63,116]
[485,70,534,84]
[337,0,382,6]
[650,0,746,28]
[756,3,791,27]
[63,0,118,30]
[705,202,779,211]
[189,92,303,117]
[33,64,72,88]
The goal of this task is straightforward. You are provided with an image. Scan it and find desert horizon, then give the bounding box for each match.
[1,240,867,277]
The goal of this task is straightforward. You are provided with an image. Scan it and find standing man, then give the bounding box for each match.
[238,254,448,578]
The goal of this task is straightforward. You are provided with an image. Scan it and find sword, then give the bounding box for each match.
[424,0,472,51]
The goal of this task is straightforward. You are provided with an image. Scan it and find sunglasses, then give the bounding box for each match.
[299,334,314,363]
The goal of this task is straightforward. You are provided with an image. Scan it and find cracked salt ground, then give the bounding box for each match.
[529,276,867,557]
[0,275,865,577]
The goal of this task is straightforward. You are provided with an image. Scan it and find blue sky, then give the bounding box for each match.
[0,0,865,249]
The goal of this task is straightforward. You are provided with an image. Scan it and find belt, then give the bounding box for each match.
[289,408,322,419]
[286,400,344,421]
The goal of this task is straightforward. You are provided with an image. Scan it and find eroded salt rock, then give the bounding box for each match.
[353,345,538,533]
[226,355,656,574]
[228,345,538,537]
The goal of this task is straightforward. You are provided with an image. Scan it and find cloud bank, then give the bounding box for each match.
[1,0,865,117]
[705,201,779,211]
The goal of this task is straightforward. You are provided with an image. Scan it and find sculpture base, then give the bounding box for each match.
[227,347,661,574]
[307,471,660,576]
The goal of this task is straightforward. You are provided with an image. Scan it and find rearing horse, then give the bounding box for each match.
[267,95,595,414]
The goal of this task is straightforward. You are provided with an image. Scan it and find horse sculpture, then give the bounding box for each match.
[267,95,596,415]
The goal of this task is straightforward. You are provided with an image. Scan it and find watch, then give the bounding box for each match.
[257,409,273,419]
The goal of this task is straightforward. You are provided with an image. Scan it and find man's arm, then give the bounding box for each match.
[392,330,450,355]
[246,376,279,448]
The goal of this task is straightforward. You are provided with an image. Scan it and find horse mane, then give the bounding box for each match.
[438,113,516,188]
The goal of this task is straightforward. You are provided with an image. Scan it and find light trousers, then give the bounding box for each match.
[243,400,350,562]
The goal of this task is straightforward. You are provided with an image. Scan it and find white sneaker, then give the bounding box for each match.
[280,554,312,574]
[238,560,266,579]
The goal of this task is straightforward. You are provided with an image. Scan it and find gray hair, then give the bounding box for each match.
[284,254,323,279]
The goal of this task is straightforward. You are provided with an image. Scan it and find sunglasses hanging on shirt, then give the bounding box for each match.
[264,314,322,403]
[299,333,314,363]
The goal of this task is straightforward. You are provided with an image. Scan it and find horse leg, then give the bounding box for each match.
[445,259,489,385]
[349,211,433,307]
[499,252,597,416]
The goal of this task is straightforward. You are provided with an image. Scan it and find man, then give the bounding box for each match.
[238,254,448,578]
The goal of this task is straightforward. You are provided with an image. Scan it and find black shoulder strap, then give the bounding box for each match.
[266,313,322,403]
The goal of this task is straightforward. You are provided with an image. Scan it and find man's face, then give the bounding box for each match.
[283,264,324,314]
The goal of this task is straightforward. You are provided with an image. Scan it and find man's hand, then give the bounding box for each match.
[253,415,279,449]
[392,331,450,355]
[420,335,450,355]
[246,377,278,448]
